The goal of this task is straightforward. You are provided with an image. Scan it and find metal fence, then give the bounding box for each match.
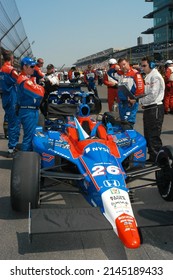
[0,0,33,67]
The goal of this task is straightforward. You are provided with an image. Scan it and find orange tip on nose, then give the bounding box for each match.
[115,213,140,249]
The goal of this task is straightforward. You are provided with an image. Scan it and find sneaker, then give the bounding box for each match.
[7,148,18,158]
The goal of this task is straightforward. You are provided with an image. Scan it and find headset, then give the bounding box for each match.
[148,60,156,69]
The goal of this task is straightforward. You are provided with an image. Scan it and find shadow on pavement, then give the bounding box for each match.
[162,130,173,135]
[0,158,13,169]
[17,230,127,260]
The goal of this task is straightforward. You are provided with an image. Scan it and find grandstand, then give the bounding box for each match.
[74,43,157,69]
[75,0,173,68]
[74,41,173,69]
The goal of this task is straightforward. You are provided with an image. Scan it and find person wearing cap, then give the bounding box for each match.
[45,63,60,87]
[60,71,70,83]
[46,64,55,75]
[16,57,45,151]
[103,58,119,111]
[32,57,45,84]
[0,49,21,157]
[84,64,98,96]
[164,59,173,114]
[40,63,60,117]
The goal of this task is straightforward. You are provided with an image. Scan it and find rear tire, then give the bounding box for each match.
[10,151,40,212]
[156,145,173,201]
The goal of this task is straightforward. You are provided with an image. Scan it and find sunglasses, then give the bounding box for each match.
[28,65,35,68]
[142,65,147,67]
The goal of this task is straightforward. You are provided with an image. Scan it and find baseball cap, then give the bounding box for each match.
[46,64,54,70]
[108,58,117,65]
[165,60,173,65]
[21,57,36,67]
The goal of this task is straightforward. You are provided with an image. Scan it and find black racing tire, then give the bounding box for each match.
[10,151,40,212]
[155,145,173,201]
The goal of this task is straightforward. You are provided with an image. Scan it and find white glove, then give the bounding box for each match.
[48,75,59,85]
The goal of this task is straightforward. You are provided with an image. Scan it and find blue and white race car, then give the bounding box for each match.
[10,83,173,249]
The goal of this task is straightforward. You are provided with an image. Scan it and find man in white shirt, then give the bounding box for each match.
[139,57,165,163]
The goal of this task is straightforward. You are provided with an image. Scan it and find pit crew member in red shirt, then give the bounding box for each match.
[0,50,20,157]
[17,57,45,151]
[33,57,45,84]
[103,58,119,111]
[164,60,173,114]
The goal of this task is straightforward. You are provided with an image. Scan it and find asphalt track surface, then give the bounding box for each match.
[0,85,173,260]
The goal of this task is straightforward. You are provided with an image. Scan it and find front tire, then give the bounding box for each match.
[155,145,173,201]
[10,151,40,212]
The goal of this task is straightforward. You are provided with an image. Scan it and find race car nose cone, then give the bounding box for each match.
[115,213,140,249]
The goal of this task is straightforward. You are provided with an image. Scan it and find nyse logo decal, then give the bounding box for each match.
[103,180,120,188]
[92,147,109,153]
[85,147,109,154]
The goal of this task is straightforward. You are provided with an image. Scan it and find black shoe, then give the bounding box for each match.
[7,148,18,158]
[7,151,15,158]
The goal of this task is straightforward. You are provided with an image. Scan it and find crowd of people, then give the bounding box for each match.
[0,48,172,163]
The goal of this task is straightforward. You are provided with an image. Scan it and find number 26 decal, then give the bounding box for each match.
[92,165,121,177]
